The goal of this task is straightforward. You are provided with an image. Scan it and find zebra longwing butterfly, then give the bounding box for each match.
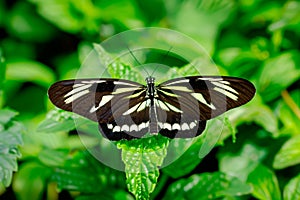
[48,76,255,141]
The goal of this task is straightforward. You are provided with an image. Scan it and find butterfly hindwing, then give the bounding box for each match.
[48,78,151,140]
[154,76,255,138]
[48,76,256,141]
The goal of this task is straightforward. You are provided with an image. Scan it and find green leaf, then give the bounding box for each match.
[6,2,55,42]
[51,151,126,193]
[163,117,227,179]
[0,108,18,124]
[37,109,78,133]
[162,137,203,179]
[28,0,99,33]
[164,172,252,200]
[227,95,278,135]
[29,0,142,34]
[0,48,5,89]
[276,90,300,136]
[52,167,103,193]
[258,51,300,101]
[247,164,281,200]
[273,135,300,169]
[269,1,300,32]
[93,44,144,82]
[169,0,235,52]
[218,141,267,182]
[38,148,69,167]
[283,174,300,200]
[13,162,52,200]
[6,60,55,88]
[0,0,5,27]
[0,108,23,187]
[0,48,5,108]
[76,190,134,200]
[135,0,166,24]
[117,135,169,200]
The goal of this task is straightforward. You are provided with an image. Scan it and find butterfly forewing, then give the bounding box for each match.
[48,78,152,140]
[48,76,255,141]
[154,76,255,138]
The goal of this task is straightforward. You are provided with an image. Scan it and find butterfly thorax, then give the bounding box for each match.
[146,76,156,106]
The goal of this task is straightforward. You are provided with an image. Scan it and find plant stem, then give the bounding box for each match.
[281,90,300,120]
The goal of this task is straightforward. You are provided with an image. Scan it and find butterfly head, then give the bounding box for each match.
[145,76,155,84]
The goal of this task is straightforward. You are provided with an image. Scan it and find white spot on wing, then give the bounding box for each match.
[218,81,230,85]
[214,87,238,101]
[158,122,163,128]
[163,79,189,85]
[137,100,150,112]
[191,93,216,110]
[130,124,138,131]
[157,89,179,97]
[113,126,121,132]
[190,121,197,129]
[138,122,147,130]
[160,86,192,92]
[64,90,89,104]
[164,102,183,113]
[127,90,145,98]
[89,95,114,113]
[121,125,129,132]
[99,95,114,107]
[73,83,85,87]
[181,123,189,130]
[155,100,170,111]
[81,80,106,84]
[122,102,141,115]
[163,123,172,130]
[113,87,138,94]
[198,77,223,81]
[107,124,113,129]
[172,123,181,130]
[211,81,238,94]
[64,84,92,98]
[113,81,139,86]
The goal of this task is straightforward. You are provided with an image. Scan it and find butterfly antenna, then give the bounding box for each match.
[150,46,173,77]
[127,46,150,77]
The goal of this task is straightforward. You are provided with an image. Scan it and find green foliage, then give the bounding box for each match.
[0,108,23,187]
[117,135,169,199]
[258,51,300,102]
[247,164,281,200]
[164,172,252,199]
[1,0,300,199]
[283,174,300,200]
[273,135,300,169]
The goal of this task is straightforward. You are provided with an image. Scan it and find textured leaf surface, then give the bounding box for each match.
[273,135,300,169]
[247,164,281,200]
[13,162,51,200]
[117,135,169,200]
[51,151,126,193]
[37,109,78,133]
[284,174,300,200]
[258,51,300,101]
[0,108,23,187]
[0,48,5,89]
[163,117,227,179]
[164,172,251,200]
[6,60,55,87]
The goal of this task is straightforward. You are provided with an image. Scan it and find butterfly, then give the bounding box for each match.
[48,75,255,141]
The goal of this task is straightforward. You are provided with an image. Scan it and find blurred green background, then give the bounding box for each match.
[1,0,300,199]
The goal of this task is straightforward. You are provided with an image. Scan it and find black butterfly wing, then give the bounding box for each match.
[155,76,256,138]
[48,79,150,140]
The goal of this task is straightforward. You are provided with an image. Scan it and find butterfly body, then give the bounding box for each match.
[48,76,255,141]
